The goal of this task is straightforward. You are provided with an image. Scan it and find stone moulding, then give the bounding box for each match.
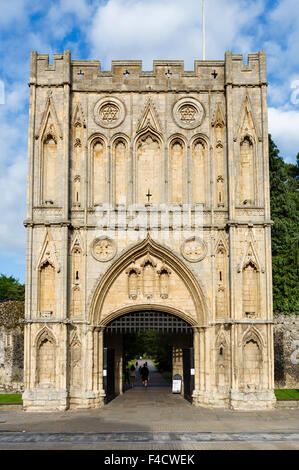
[88,235,209,327]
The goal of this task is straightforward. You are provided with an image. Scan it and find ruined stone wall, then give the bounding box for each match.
[0,301,24,393]
[274,314,299,389]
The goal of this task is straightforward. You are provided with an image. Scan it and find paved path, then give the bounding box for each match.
[125,359,170,389]
[0,360,299,449]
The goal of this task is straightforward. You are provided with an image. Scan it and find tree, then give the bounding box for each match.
[123,330,172,371]
[0,274,25,302]
[269,135,299,313]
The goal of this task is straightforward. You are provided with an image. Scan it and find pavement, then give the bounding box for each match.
[0,360,299,450]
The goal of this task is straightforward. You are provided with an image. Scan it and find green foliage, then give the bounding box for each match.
[0,274,25,302]
[269,135,299,314]
[123,331,172,372]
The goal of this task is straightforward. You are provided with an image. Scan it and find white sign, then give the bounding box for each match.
[172,379,181,394]
[190,368,195,376]
[103,369,107,377]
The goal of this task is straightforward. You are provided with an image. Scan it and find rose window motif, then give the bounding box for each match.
[99,104,119,123]
[181,237,207,262]
[91,237,117,262]
[179,104,198,123]
[93,97,126,128]
[173,97,205,129]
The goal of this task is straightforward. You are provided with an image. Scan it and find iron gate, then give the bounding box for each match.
[103,347,115,404]
[105,311,193,333]
[183,347,194,403]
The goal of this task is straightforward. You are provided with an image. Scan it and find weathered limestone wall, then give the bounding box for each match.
[274,314,299,389]
[1,313,298,393]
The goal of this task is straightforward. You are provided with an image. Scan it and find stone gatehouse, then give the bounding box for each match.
[22,49,276,411]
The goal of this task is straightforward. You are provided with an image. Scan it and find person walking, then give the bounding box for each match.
[140,362,149,387]
[129,364,136,388]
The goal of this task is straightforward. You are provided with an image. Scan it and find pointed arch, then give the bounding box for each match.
[236,94,260,206]
[212,106,226,207]
[215,328,230,388]
[215,234,229,319]
[190,134,209,205]
[89,134,108,206]
[242,328,264,390]
[35,327,57,386]
[238,238,263,274]
[112,135,129,206]
[235,94,261,143]
[169,137,185,203]
[36,92,63,141]
[157,263,172,299]
[88,236,209,326]
[212,102,225,143]
[39,100,61,205]
[34,325,57,348]
[72,103,85,176]
[215,329,229,348]
[239,134,256,205]
[135,129,163,204]
[242,325,266,349]
[69,331,82,387]
[72,101,86,128]
[35,227,60,273]
[70,229,84,255]
[39,260,56,315]
[70,231,83,317]
[238,236,262,318]
[126,265,140,300]
[72,175,81,207]
[136,98,162,134]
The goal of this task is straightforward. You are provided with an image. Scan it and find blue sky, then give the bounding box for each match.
[0,0,298,284]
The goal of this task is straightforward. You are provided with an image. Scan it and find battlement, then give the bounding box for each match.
[29,50,267,90]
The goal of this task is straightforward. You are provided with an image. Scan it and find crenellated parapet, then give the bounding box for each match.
[29,51,267,91]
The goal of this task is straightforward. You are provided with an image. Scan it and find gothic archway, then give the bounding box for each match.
[88,235,209,328]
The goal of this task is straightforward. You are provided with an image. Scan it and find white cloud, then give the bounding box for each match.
[0,154,27,254]
[268,106,299,162]
[0,84,28,255]
[0,0,30,27]
[88,0,264,69]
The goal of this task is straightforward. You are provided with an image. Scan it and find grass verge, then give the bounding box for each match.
[274,389,299,400]
[0,394,22,403]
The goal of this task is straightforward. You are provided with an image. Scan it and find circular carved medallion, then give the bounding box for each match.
[91,237,117,262]
[173,97,205,129]
[93,97,126,128]
[181,236,207,262]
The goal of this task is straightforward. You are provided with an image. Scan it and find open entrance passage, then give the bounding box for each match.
[103,311,194,404]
